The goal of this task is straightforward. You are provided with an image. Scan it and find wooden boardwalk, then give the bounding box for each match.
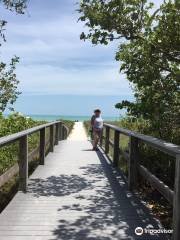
[0,124,169,240]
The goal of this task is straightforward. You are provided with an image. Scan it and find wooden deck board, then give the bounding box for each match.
[0,140,169,240]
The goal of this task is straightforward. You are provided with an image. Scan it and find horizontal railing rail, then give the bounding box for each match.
[104,123,180,157]
[101,123,180,240]
[0,121,69,192]
[0,137,50,188]
[0,121,60,147]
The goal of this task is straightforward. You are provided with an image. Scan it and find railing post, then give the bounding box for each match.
[128,136,139,190]
[100,127,104,147]
[59,122,62,140]
[19,135,28,192]
[50,125,54,152]
[55,123,59,145]
[113,130,120,167]
[39,127,45,165]
[105,126,110,154]
[173,154,180,240]
[62,126,65,140]
[64,127,68,139]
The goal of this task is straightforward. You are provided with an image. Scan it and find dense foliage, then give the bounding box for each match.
[0,57,21,112]
[0,112,45,174]
[79,0,180,143]
[0,0,27,112]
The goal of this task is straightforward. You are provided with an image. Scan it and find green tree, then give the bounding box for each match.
[79,0,180,142]
[0,0,27,112]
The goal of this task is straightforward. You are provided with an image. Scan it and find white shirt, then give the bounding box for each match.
[94,116,103,129]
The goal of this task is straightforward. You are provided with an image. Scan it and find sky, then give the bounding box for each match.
[0,0,144,116]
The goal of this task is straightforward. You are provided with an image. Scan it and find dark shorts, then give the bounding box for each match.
[93,128,102,141]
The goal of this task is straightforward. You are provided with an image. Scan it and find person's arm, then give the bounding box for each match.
[91,115,95,127]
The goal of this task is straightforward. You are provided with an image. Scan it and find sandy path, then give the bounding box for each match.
[68,122,87,141]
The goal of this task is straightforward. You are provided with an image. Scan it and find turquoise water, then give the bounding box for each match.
[27,114,121,122]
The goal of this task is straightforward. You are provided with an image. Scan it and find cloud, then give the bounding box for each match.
[0,0,132,97]
[17,63,131,96]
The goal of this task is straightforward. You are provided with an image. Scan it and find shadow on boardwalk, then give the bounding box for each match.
[28,150,168,240]
[28,174,90,197]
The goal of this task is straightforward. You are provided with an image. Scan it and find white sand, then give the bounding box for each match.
[68,122,87,141]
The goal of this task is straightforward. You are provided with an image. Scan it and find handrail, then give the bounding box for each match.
[0,121,69,193]
[102,123,180,240]
[0,121,61,147]
[0,137,50,188]
[104,123,180,157]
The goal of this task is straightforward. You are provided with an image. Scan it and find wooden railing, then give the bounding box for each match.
[0,121,69,192]
[101,123,180,240]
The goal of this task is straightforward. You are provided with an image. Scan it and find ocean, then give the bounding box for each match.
[27,114,121,122]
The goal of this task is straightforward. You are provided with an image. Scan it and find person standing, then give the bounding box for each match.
[91,109,103,151]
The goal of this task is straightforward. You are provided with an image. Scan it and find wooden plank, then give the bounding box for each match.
[0,164,19,188]
[63,125,68,139]
[63,125,69,138]
[61,126,65,140]
[105,126,110,154]
[29,146,39,162]
[18,135,28,192]
[55,123,59,145]
[49,125,54,152]
[108,139,114,147]
[173,154,180,240]
[128,136,139,190]
[113,130,120,167]
[39,128,46,165]
[138,164,174,204]
[58,122,62,140]
[99,128,103,147]
[61,125,68,140]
